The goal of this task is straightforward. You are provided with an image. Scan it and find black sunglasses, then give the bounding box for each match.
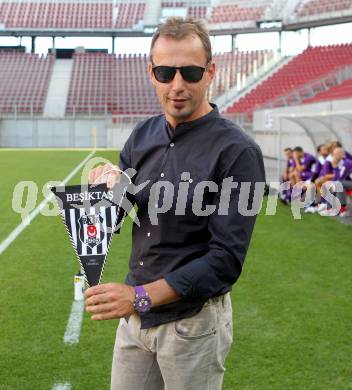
[152,64,208,83]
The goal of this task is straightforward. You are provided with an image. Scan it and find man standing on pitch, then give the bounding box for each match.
[86,17,265,390]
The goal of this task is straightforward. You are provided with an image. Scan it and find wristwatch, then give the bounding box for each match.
[133,285,152,313]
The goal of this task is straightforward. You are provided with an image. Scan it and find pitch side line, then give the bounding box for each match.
[63,300,85,345]
[0,150,95,255]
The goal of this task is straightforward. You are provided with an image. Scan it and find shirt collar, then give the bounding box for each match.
[165,103,219,137]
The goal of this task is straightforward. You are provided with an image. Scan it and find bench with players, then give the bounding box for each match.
[281,141,352,217]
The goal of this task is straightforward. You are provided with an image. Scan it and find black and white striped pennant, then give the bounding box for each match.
[51,183,129,287]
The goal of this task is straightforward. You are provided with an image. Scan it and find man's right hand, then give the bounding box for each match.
[88,163,121,189]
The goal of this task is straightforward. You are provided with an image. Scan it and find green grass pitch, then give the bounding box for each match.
[0,149,351,389]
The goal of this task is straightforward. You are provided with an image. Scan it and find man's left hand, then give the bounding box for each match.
[84,283,135,320]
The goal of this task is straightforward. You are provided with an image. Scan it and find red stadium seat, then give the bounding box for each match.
[226,44,352,120]
[209,3,268,23]
[0,2,146,29]
[66,52,160,115]
[187,6,207,19]
[0,52,55,113]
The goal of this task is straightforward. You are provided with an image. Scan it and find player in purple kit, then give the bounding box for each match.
[303,142,351,214]
[318,158,334,178]
[283,147,295,181]
[305,156,334,213]
[292,146,317,183]
[330,140,352,161]
[312,144,329,181]
[321,147,352,217]
[303,144,331,213]
[312,144,337,212]
[289,146,317,211]
[279,147,295,204]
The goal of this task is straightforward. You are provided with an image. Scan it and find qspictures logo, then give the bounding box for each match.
[10,157,344,226]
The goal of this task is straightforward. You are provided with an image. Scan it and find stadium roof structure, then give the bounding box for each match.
[0,0,351,38]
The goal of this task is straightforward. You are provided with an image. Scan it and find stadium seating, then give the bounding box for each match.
[296,0,352,18]
[66,52,161,115]
[0,1,277,30]
[66,50,273,115]
[188,6,208,19]
[0,52,55,113]
[209,3,268,23]
[227,44,352,120]
[0,1,146,30]
[1,0,351,31]
[0,1,112,29]
[114,2,146,29]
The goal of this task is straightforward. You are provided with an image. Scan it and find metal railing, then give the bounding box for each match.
[224,65,352,124]
[0,105,111,120]
[260,65,352,110]
[0,103,163,122]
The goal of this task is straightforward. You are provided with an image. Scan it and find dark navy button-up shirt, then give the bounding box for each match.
[118,104,265,329]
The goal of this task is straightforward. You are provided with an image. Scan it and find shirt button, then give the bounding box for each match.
[139,261,144,266]
[147,232,151,237]
[170,142,175,147]
[160,172,165,178]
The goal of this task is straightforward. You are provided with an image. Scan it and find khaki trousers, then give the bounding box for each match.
[111,292,233,390]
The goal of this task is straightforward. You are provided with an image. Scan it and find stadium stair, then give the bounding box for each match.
[44,59,73,117]
[216,53,291,113]
[143,0,162,27]
[281,0,303,21]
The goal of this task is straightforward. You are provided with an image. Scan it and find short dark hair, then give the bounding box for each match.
[317,144,324,152]
[284,147,292,152]
[150,17,212,64]
[293,146,303,153]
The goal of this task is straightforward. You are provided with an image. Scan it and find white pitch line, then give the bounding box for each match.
[52,383,72,390]
[0,150,95,255]
[63,300,85,345]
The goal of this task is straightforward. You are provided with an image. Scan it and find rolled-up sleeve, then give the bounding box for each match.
[164,146,266,300]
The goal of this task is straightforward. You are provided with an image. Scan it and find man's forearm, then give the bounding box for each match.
[143,278,181,308]
[84,279,180,320]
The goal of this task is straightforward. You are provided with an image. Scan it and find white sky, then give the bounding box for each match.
[0,22,351,56]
